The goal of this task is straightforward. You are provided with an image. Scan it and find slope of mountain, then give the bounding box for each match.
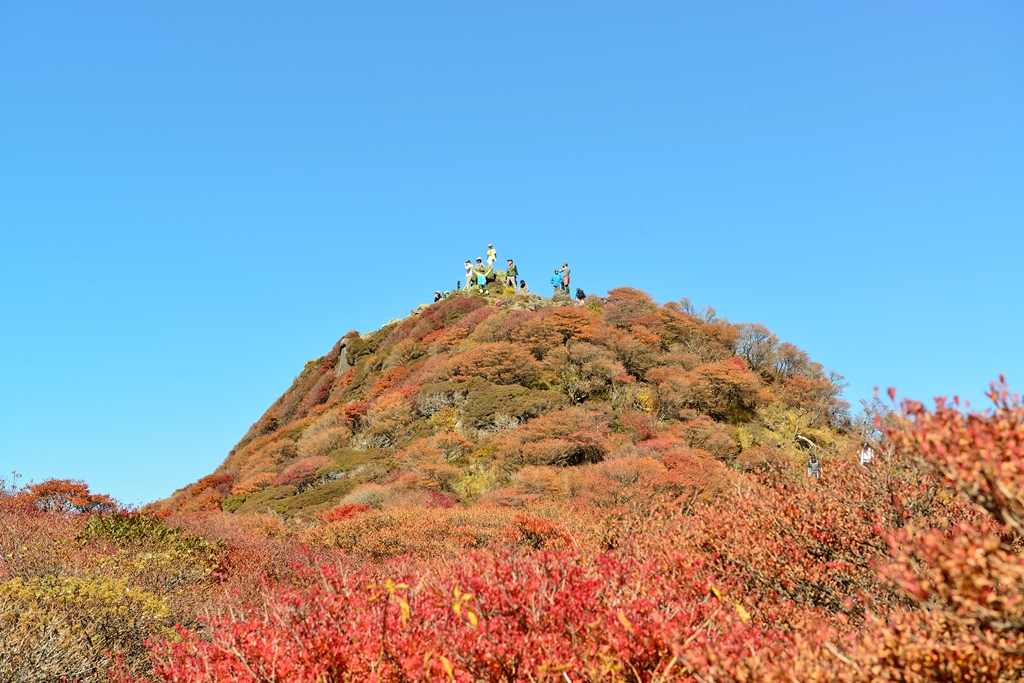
[151,286,850,520]
[10,285,1023,681]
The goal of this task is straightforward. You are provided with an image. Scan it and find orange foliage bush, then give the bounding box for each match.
[686,357,762,418]
[440,342,542,386]
[21,479,118,514]
[498,406,610,467]
[230,472,277,496]
[303,505,517,559]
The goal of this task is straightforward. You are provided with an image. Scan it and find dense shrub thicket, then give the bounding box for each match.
[4,288,1022,681]
[153,288,850,518]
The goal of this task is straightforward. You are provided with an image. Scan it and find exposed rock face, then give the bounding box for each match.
[335,341,351,375]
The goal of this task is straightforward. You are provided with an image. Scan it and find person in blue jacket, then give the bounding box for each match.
[550,269,562,295]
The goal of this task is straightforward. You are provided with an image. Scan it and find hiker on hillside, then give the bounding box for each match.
[434,291,442,303]
[550,269,562,295]
[807,455,822,480]
[519,280,529,293]
[464,261,473,289]
[560,263,571,292]
[859,443,875,467]
[505,259,518,289]
[486,244,497,269]
[574,288,586,307]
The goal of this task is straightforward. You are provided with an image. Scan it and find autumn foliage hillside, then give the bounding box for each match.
[5,286,1024,682]
[152,287,850,531]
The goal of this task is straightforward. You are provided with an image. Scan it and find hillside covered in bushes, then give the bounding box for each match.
[152,286,851,529]
[5,286,1024,682]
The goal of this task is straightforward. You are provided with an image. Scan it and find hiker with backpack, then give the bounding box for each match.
[807,455,822,480]
[519,280,529,293]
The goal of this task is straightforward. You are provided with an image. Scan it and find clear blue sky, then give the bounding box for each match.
[2,2,1021,505]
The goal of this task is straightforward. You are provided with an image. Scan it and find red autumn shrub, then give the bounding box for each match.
[272,456,332,489]
[119,545,766,683]
[383,295,486,349]
[489,308,544,342]
[620,408,658,442]
[317,503,372,523]
[426,295,487,330]
[452,305,498,333]
[425,491,461,509]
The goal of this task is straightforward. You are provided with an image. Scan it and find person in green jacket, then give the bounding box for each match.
[505,259,518,289]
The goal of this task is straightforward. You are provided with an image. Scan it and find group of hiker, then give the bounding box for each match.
[806,442,876,480]
[457,245,529,294]
[436,244,584,303]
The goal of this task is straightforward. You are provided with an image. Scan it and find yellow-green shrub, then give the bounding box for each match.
[0,574,170,682]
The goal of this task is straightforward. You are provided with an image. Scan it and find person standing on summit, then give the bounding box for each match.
[560,263,571,292]
[464,260,474,289]
[550,269,562,295]
[486,244,497,269]
[505,259,518,289]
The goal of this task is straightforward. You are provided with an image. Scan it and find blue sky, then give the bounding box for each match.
[2,2,1022,505]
